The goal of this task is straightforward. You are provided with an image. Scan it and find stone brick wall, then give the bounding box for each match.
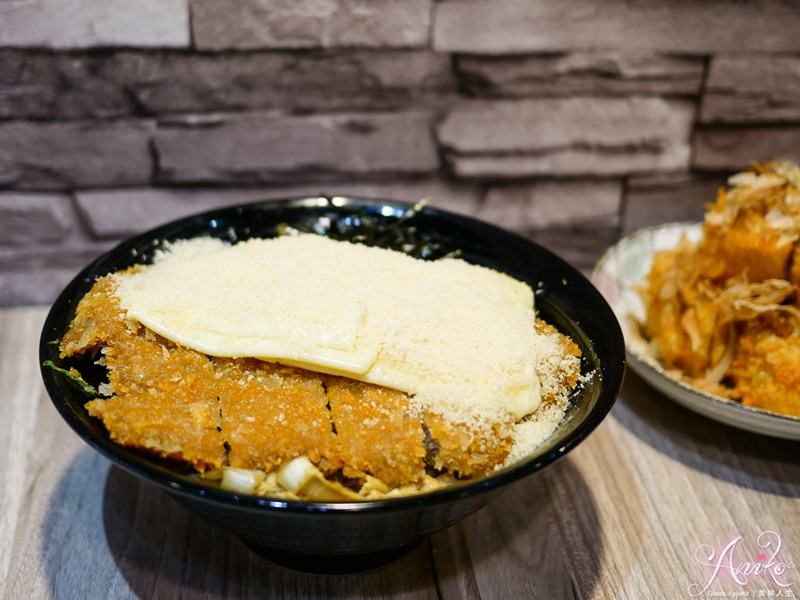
[1,0,799,305]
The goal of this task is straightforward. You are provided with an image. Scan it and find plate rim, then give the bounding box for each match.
[592,221,800,437]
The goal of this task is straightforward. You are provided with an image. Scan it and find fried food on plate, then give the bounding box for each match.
[641,161,800,417]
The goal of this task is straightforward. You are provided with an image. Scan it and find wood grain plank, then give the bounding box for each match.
[4,408,441,599]
[3,391,134,599]
[594,373,800,598]
[430,371,800,599]
[0,308,47,590]
[432,457,599,600]
[3,306,800,599]
[0,305,441,598]
[101,463,439,599]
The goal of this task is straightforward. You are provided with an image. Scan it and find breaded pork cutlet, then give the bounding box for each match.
[323,377,518,484]
[60,272,583,494]
[423,412,513,478]
[213,358,340,474]
[62,276,345,473]
[324,377,426,487]
[61,275,227,470]
[418,320,583,479]
[61,274,562,487]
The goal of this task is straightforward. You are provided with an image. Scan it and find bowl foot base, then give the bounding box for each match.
[243,541,421,574]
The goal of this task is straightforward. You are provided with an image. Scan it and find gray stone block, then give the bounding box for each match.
[0,51,132,119]
[153,112,439,183]
[479,180,622,268]
[0,241,114,270]
[192,0,431,50]
[0,269,80,306]
[622,176,725,234]
[112,50,454,115]
[525,225,619,269]
[693,128,800,172]
[75,180,480,238]
[75,188,277,238]
[0,121,153,190]
[0,0,189,48]
[434,0,800,54]
[481,180,621,230]
[701,55,800,124]
[0,193,79,244]
[438,97,693,154]
[0,50,454,119]
[446,151,691,179]
[458,52,704,97]
[0,242,114,306]
[438,98,692,177]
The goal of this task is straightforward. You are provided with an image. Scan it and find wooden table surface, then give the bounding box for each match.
[2,306,798,599]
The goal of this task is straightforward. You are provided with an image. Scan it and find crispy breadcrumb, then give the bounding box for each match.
[423,412,513,478]
[59,268,583,496]
[324,377,426,487]
[214,359,341,474]
[729,318,800,415]
[65,276,226,469]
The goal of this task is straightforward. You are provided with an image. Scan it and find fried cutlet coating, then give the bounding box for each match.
[62,275,226,469]
[641,162,800,418]
[534,321,580,364]
[61,271,132,354]
[703,213,795,283]
[214,359,340,473]
[642,243,698,374]
[62,275,510,480]
[729,319,800,416]
[702,166,800,283]
[642,240,731,378]
[533,319,582,404]
[62,275,341,472]
[87,336,226,470]
[61,273,581,488]
[323,376,520,484]
[423,412,513,478]
[324,377,426,487]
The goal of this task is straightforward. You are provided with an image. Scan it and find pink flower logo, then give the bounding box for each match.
[687,530,793,597]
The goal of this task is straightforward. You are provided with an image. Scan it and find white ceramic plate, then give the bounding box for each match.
[592,222,800,440]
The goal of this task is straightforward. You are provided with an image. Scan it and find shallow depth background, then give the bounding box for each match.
[1,0,799,305]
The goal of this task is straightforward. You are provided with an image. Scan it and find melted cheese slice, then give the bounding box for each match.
[114,235,542,421]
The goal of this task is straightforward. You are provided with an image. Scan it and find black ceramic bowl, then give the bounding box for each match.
[40,196,624,573]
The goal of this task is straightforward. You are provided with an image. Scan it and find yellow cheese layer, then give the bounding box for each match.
[113,235,542,422]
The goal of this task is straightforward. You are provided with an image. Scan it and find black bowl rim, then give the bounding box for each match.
[40,194,625,515]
